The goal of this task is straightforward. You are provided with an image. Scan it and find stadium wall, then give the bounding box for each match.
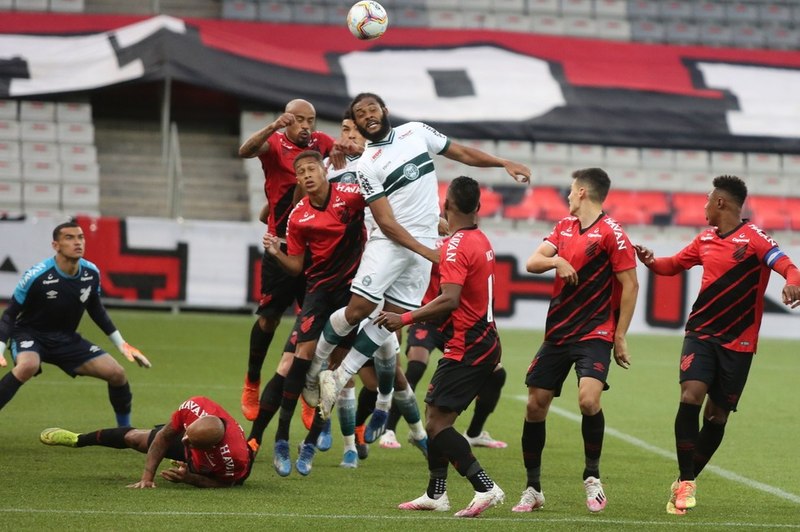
[2,215,798,340]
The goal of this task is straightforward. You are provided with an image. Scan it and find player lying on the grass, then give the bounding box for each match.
[634,175,800,515]
[40,396,254,488]
[0,221,149,428]
[376,176,505,518]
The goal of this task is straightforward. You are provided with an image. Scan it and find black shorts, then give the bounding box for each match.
[680,337,753,412]
[257,249,306,319]
[10,329,107,377]
[525,339,612,397]
[425,356,497,413]
[405,322,445,354]
[295,287,353,345]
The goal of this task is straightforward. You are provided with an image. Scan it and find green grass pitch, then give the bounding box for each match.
[1,309,798,531]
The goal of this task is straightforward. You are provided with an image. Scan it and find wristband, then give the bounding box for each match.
[401,312,414,326]
[109,330,125,350]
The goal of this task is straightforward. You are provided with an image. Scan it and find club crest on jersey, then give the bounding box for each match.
[402,163,420,181]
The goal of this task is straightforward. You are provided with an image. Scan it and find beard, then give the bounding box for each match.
[357,113,392,143]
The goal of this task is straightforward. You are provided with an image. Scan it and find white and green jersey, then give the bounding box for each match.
[358,121,450,240]
[325,154,361,185]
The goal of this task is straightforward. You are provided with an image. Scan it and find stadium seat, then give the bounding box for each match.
[0,159,21,181]
[13,0,48,10]
[22,142,58,161]
[660,0,692,21]
[223,0,257,20]
[760,3,791,24]
[608,167,647,191]
[597,19,631,40]
[641,147,675,169]
[324,5,349,25]
[533,142,570,163]
[594,0,627,19]
[57,122,94,144]
[747,152,781,174]
[605,146,640,168]
[563,17,598,38]
[0,100,17,120]
[428,10,464,28]
[630,20,665,42]
[749,173,788,197]
[492,0,525,13]
[503,186,567,222]
[627,0,658,19]
[535,163,571,187]
[438,181,449,212]
[496,140,534,164]
[783,154,800,177]
[531,15,565,35]
[56,102,92,123]
[765,26,799,50]
[0,140,20,161]
[61,162,100,184]
[59,144,97,164]
[731,24,766,49]
[62,183,100,213]
[646,169,685,192]
[682,170,713,193]
[393,8,428,27]
[20,101,55,121]
[672,192,708,227]
[492,12,532,32]
[666,22,700,45]
[693,1,725,23]
[23,182,61,209]
[561,0,593,17]
[570,144,604,166]
[726,2,759,24]
[19,121,56,142]
[23,160,61,182]
[0,181,22,212]
[710,151,746,174]
[527,0,559,16]
[478,187,503,217]
[50,0,85,12]
[292,3,327,24]
[675,149,709,171]
[788,198,800,231]
[747,195,789,231]
[699,23,733,47]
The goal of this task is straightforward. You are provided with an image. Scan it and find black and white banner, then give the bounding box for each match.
[1,13,800,151]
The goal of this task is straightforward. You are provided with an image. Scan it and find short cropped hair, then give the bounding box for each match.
[448,176,481,215]
[713,174,747,207]
[293,150,324,168]
[572,167,611,203]
[53,221,80,241]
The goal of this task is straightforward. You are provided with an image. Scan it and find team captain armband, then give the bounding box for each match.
[771,253,800,285]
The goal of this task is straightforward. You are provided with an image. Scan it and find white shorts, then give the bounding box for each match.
[351,237,435,310]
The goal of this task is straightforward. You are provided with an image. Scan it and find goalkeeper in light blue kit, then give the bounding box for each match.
[0,221,150,426]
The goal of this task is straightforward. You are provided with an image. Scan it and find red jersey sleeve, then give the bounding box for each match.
[604,226,636,272]
[675,233,704,269]
[438,234,470,287]
[285,203,307,257]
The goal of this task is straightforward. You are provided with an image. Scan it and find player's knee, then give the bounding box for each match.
[105,366,128,387]
[578,397,601,416]
[12,360,38,382]
[257,315,280,333]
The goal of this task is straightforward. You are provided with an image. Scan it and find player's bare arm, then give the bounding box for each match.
[375,283,462,332]
[443,142,531,184]
[128,423,179,488]
[612,268,639,369]
[161,461,230,488]
[526,242,578,285]
[772,254,800,308]
[238,113,295,158]
[369,197,439,263]
[263,232,304,276]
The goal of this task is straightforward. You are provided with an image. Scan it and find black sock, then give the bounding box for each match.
[275,357,311,442]
[0,372,24,411]
[355,387,377,426]
[694,417,726,477]
[304,409,326,445]
[77,427,134,449]
[675,402,701,481]
[467,367,506,437]
[405,360,428,389]
[386,404,401,432]
[248,373,285,443]
[581,409,604,480]
[108,382,132,426]
[247,320,274,383]
[432,427,493,492]
[522,419,545,492]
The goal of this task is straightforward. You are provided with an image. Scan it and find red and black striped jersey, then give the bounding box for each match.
[286,183,366,293]
[258,131,335,238]
[676,221,785,353]
[438,226,500,366]
[542,214,636,345]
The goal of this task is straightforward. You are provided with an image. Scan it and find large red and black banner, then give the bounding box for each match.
[1,14,800,151]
